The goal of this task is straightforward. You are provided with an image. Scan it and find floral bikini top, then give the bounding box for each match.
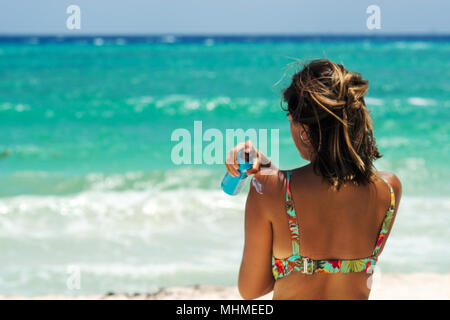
[272,170,396,280]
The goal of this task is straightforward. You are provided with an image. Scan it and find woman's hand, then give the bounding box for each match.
[225,140,275,177]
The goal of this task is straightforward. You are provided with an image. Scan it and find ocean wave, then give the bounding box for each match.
[392,41,432,50]
[377,137,411,148]
[204,38,215,46]
[0,187,246,238]
[2,94,445,119]
[407,97,437,106]
[0,185,246,295]
[0,193,448,295]
[161,35,177,44]
[0,259,240,296]
[93,38,104,46]
[365,97,384,106]
[0,102,30,112]
[124,94,277,115]
[0,189,448,248]
[0,168,224,197]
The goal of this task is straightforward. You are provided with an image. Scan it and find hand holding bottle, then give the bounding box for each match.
[225,140,274,177]
[222,140,277,195]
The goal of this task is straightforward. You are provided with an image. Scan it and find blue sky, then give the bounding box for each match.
[0,0,449,34]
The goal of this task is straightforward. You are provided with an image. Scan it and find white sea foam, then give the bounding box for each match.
[115,38,127,46]
[407,97,436,106]
[204,38,215,46]
[0,102,30,112]
[206,96,231,111]
[377,137,411,148]
[125,94,277,114]
[0,102,12,111]
[0,186,448,295]
[365,97,383,106]
[93,38,104,46]
[0,190,447,251]
[0,188,246,237]
[394,41,430,50]
[161,35,176,43]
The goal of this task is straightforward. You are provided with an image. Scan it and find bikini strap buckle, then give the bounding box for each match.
[302,257,315,275]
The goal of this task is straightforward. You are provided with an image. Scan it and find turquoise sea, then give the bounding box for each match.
[0,35,449,295]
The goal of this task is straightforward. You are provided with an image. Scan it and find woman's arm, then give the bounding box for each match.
[237,175,275,300]
[224,140,277,299]
[375,171,403,256]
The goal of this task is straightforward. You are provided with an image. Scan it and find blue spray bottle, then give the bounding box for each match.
[221,149,253,196]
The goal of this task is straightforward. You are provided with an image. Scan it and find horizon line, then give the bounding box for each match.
[0,32,449,37]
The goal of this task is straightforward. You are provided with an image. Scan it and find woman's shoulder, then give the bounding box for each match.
[250,169,286,198]
[375,171,402,197]
[249,166,310,200]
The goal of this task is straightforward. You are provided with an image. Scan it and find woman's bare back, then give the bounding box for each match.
[254,164,401,300]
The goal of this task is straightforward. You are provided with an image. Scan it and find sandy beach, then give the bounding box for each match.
[0,273,448,300]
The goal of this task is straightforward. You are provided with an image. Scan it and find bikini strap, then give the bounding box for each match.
[285,170,301,256]
[371,176,396,257]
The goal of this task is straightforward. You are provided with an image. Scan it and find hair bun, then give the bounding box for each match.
[343,72,368,109]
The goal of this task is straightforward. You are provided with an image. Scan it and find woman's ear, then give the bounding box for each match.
[300,125,310,144]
